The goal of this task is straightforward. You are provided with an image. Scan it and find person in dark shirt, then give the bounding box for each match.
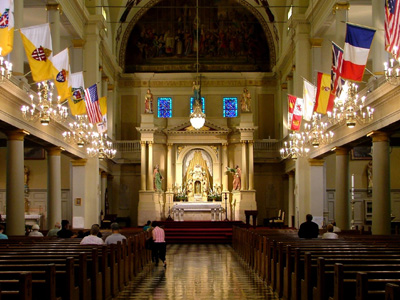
[57,220,76,238]
[298,214,319,238]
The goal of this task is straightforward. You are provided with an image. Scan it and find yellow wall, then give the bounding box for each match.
[121,95,139,140]
[257,94,275,139]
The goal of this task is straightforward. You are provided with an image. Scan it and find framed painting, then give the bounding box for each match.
[75,198,82,206]
[351,146,372,160]
[24,148,45,160]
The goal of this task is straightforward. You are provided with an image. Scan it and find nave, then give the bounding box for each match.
[118,244,278,300]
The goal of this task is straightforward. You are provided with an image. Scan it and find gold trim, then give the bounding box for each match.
[47,147,62,156]
[71,39,85,48]
[332,2,350,14]
[308,158,325,166]
[335,147,349,156]
[71,159,87,166]
[6,130,27,141]
[101,171,108,178]
[281,83,288,90]
[108,84,115,91]
[310,38,323,48]
[370,131,390,143]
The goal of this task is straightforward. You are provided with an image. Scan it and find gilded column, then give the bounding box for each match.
[241,141,247,190]
[371,132,391,235]
[222,143,228,191]
[6,130,27,235]
[335,147,349,230]
[288,171,295,228]
[140,141,147,191]
[147,142,154,190]
[47,147,62,230]
[167,143,173,191]
[248,141,254,190]
[46,4,61,54]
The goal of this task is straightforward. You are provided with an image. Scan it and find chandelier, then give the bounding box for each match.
[280,132,310,159]
[190,98,206,130]
[303,113,334,148]
[87,133,117,160]
[21,81,68,126]
[327,81,374,128]
[384,46,400,85]
[0,48,12,81]
[62,115,96,148]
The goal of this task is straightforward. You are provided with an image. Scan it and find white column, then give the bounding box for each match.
[248,141,254,190]
[107,84,115,138]
[372,0,388,75]
[46,4,61,55]
[6,130,26,235]
[288,171,295,228]
[281,82,289,137]
[102,77,108,98]
[71,39,84,73]
[167,143,173,191]
[310,39,323,83]
[293,23,311,96]
[84,21,101,86]
[333,2,349,46]
[241,141,247,190]
[371,132,391,235]
[140,142,147,191]
[309,159,325,227]
[47,147,62,230]
[147,142,154,190]
[101,171,107,214]
[10,0,24,76]
[335,147,349,230]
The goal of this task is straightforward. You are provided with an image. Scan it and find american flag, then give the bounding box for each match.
[84,84,103,124]
[386,0,400,57]
[328,42,344,112]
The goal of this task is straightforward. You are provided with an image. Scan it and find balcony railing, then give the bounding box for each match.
[113,140,141,152]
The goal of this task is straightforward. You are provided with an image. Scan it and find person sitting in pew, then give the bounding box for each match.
[105,222,126,245]
[47,222,61,237]
[80,224,104,245]
[298,214,319,239]
[29,224,43,237]
[0,224,8,239]
[83,223,103,238]
[321,224,339,239]
[57,219,77,238]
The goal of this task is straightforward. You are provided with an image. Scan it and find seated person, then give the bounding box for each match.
[322,224,339,239]
[105,223,127,245]
[80,224,104,245]
[83,224,102,238]
[143,220,152,231]
[29,224,43,237]
[332,221,341,233]
[0,224,8,239]
[298,214,319,239]
[57,220,76,238]
[47,222,61,237]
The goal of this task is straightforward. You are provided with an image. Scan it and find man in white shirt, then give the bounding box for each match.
[80,224,104,245]
[29,224,43,237]
[322,224,339,239]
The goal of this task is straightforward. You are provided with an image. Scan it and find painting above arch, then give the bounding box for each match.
[124,0,272,73]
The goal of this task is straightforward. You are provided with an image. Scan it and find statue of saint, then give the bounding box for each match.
[226,165,241,191]
[193,81,201,100]
[367,160,373,191]
[153,165,163,192]
[240,88,251,112]
[144,89,153,114]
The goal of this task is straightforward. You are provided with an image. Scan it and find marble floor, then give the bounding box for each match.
[117,244,278,300]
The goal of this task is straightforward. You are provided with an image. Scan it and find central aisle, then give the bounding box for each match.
[118,244,278,300]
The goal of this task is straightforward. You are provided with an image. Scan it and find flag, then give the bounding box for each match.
[99,96,107,115]
[315,72,331,114]
[20,24,54,82]
[288,94,303,131]
[68,72,87,116]
[97,96,107,133]
[0,0,14,56]
[52,48,71,102]
[385,0,400,57]
[85,84,103,124]
[341,23,376,82]
[97,115,107,133]
[328,42,344,113]
[302,79,316,121]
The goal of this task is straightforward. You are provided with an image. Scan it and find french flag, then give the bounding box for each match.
[341,23,376,82]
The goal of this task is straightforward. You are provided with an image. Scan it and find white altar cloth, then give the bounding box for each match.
[172,203,222,211]
[172,203,223,221]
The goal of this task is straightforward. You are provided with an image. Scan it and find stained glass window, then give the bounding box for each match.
[158,97,172,118]
[223,97,238,117]
[190,97,205,114]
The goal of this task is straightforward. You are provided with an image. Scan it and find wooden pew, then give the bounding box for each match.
[0,272,32,300]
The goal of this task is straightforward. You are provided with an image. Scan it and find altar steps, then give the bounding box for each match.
[157,221,244,244]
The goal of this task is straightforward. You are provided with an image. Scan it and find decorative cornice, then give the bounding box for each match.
[370,131,390,143]
[164,121,230,134]
[71,159,87,166]
[107,84,115,91]
[335,147,349,156]
[6,129,27,141]
[308,158,325,166]
[72,39,85,48]
[46,3,62,14]
[47,147,63,156]
[332,2,350,15]
[310,38,323,48]
[281,83,288,90]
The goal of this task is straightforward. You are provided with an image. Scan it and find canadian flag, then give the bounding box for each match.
[288,94,304,131]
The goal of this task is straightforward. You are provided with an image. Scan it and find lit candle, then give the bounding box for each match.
[351,174,355,190]
[384,62,388,70]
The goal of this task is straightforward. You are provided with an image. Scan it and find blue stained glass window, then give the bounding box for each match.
[158,97,172,118]
[223,97,238,117]
[190,97,205,113]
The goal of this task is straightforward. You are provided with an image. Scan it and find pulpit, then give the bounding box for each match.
[244,210,258,229]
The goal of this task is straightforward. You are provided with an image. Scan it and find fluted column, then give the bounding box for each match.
[167,143,173,191]
[371,132,391,235]
[222,143,228,191]
[288,171,295,228]
[101,171,107,214]
[10,0,24,76]
[248,141,254,190]
[140,142,147,191]
[147,142,154,190]
[46,4,61,54]
[47,147,62,230]
[335,147,349,230]
[241,141,247,190]
[6,130,27,235]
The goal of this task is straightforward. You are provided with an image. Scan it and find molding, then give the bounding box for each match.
[310,38,323,47]
[72,39,85,48]
[308,158,325,166]
[71,159,87,166]
[332,2,350,15]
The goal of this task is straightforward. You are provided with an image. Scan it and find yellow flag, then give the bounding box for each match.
[0,1,14,56]
[68,72,87,116]
[99,96,107,115]
[315,72,331,115]
[52,48,72,102]
[20,24,54,82]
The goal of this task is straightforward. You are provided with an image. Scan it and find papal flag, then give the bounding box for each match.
[68,72,87,116]
[0,0,14,56]
[20,23,53,82]
[315,72,332,114]
[52,48,71,102]
[97,96,107,133]
[302,79,316,121]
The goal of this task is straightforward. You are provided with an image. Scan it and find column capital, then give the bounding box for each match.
[222,143,228,147]
[369,131,390,143]
[140,141,147,146]
[332,2,350,14]
[108,84,115,91]
[310,38,323,48]
[71,159,87,166]
[6,129,28,141]
[148,141,153,145]
[107,174,114,180]
[46,147,63,156]
[281,83,288,90]
[71,39,85,48]
[240,140,247,144]
[308,158,325,166]
[334,146,349,156]
[46,3,62,13]
[288,171,295,178]
[248,141,254,145]
[101,171,108,178]
[167,143,173,147]
[102,76,109,82]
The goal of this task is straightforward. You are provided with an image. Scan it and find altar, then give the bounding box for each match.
[172,202,223,221]
[2,214,42,227]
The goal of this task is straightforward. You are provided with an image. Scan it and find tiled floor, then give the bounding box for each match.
[118,244,278,299]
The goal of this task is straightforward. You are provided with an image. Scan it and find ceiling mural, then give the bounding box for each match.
[124,0,271,73]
